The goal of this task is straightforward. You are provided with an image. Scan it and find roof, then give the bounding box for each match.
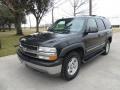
[60,15,106,20]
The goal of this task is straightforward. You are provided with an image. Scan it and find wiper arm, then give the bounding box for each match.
[65,24,72,29]
[63,24,72,33]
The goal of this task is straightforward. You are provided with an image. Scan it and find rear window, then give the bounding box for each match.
[96,18,105,31]
[102,18,111,29]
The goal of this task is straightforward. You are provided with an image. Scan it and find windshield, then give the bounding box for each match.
[49,18,85,33]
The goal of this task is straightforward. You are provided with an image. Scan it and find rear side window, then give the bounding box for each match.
[102,18,111,29]
[87,18,97,31]
[96,18,105,31]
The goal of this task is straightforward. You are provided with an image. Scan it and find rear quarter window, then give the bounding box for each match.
[87,18,97,31]
[96,18,105,31]
[102,18,111,29]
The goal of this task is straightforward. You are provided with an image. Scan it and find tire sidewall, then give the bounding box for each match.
[61,52,81,81]
[105,41,110,53]
[103,41,110,55]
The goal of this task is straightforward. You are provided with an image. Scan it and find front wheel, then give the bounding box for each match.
[61,52,81,81]
[102,41,110,55]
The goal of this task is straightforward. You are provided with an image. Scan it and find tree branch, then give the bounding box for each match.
[76,0,88,10]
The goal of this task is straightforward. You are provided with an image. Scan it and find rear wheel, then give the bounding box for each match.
[102,41,110,55]
[61,52,81,81]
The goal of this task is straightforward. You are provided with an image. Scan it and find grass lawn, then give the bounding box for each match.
[112,28,120,33]
[0,29,37,57]
[0,28,120,57]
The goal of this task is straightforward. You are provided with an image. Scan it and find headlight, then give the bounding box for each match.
[39,47,56,53]
[38,47,57,61]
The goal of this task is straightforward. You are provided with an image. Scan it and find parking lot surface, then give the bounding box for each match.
[0,33,120,90]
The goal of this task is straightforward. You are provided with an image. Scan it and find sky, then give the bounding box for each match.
[22,0,120,27]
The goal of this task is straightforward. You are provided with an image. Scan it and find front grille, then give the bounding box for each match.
[19,42,38,58]
[19,49,38,58]
[23,52,38,58]
[21,43,38,50]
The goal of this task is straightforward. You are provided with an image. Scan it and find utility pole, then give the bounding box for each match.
[29,15,31,29]
[51,0,67,24]
[89,0,92,16]
[73,0,76,16]
[51,0,54,24]
[52,7,54,24]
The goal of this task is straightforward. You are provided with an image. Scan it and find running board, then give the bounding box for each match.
[83,50,105,63]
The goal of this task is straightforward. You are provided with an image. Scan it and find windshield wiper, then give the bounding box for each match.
[65,24,72,29]
[62,24,72,33]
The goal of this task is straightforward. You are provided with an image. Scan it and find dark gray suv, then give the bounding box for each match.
[17,15,112,81]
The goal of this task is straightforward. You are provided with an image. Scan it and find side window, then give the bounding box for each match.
[68,18,85,32]
[87,19,97,31]
[55,21,65,30]
[96,18,105,31]
[103,18,111,29]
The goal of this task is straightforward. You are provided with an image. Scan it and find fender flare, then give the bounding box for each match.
[59,43,85,58]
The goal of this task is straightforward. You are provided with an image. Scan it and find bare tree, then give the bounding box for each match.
[51,0,66,24]
[26,0,53,32]
[69,0,88,16]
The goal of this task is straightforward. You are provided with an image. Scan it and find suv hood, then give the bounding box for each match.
[20,31,73,47]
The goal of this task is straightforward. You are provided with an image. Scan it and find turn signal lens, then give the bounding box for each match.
[49,54,58,61]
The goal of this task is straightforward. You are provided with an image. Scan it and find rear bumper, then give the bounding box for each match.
[17,49,62,74]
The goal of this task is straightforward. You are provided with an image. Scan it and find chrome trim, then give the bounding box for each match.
[20,45,38,54]
[19,48,57,60]
[20,43,38,51]
[19,49,38,58]
[19,44,57,61]
[21,43,38,48]
[87,43,105,52]
[23,48,38,54]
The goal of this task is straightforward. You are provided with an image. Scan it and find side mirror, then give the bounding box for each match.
[48,26,54,32]
[85,27,98,34]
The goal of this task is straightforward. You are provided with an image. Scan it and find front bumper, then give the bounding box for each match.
[17,49,62,75]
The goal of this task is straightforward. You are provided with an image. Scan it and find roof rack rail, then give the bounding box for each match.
[91,15,96,16]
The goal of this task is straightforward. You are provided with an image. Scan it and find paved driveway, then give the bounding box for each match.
[0,33,120,90]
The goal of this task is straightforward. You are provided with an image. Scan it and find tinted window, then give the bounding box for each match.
[51,18,85,33]
[103,18,111,29]
[87,19,97,31]
[66,18,85,32]
[54,20,65,30]
[96,18,105,31]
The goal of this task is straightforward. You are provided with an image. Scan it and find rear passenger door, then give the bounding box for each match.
[84,18,100,55]
[95,18,107,48]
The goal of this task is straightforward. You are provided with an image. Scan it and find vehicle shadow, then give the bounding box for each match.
[19,54,107,84]
[80,55,103,69]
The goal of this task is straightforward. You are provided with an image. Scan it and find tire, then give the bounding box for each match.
[102,41,110,55]
[61,51,81,81]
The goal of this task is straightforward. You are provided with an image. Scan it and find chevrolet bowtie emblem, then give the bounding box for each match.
[21,38,26,42]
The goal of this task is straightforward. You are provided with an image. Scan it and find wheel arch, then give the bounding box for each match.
[59,43,85,61]
[108,37,112,43]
